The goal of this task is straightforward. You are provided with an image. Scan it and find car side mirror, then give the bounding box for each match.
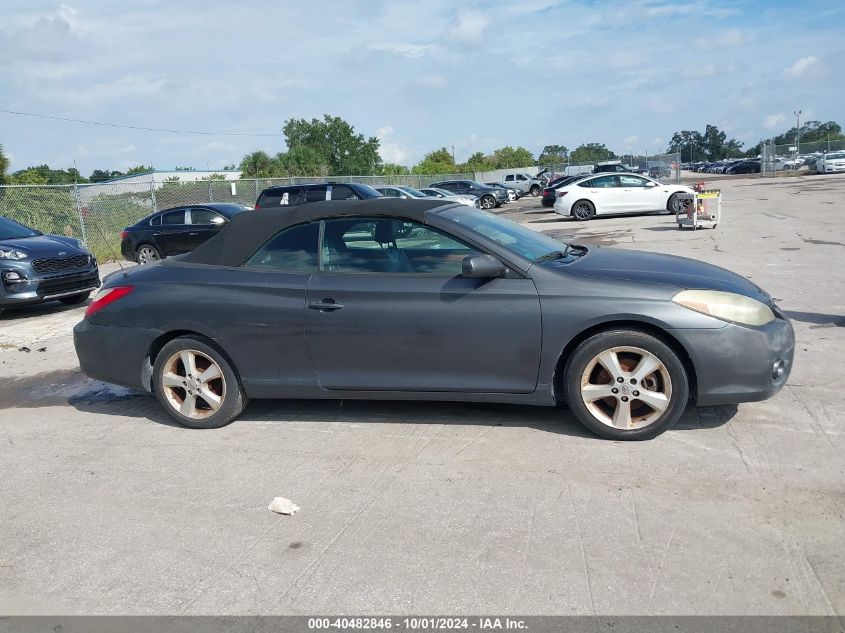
[462,254,505,279]
[646,181,657,187]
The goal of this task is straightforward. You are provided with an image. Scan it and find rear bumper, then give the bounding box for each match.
[675,317,795,406]
[74,320,161,391]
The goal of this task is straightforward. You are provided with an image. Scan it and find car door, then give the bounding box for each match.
[617,175,662,213]
[156,209,191,255]
[577,175,619,215]
[187,208,227,250]
[305,217,542,393]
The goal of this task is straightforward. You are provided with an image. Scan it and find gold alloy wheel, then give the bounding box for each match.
[160,349,226,419]
[580,346,672,430]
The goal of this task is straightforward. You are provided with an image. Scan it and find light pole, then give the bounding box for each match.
[793,109,802,157]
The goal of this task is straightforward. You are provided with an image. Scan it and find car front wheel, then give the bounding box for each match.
[153,336,247,429]
[480,195,496,210]
[530,185,541,197]
[563,329,689,440]
[571,200,595,220]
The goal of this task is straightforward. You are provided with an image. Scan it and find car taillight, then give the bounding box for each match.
[120,230,128,240]
[85,286,133,318]
[557,190,568,197]
[254,203,260,210]
[543,189,551,195]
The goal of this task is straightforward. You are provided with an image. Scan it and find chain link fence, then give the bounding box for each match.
[761,139,845,176]
[538,152,682,183]
[0,174,472,262]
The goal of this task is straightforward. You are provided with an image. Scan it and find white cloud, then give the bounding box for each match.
[682,64,718,78]
[783,55,820,78]
[446,9,490,42]
[417,73,448,89]
[622,135,640,148]
[505,0,560,15]
[376,126,410,165]
[368,42,436,58]
[764,114,786,129]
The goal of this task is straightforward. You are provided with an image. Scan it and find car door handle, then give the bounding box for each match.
[309,299,343,311]
[189,232,199,236]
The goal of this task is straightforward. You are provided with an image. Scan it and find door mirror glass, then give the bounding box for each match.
[645,181,658,187]
[462,254,505,279]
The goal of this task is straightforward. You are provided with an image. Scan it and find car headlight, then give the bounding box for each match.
[0,249,28,260]
[673,290,775,326]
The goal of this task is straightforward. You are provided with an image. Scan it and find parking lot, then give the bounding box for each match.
[1,175,843,615]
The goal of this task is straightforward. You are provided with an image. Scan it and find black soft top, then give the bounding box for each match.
[178,198,454,267]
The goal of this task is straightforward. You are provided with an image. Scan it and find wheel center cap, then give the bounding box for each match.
[620,384,631,396]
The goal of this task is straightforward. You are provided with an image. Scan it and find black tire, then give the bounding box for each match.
[667,192,685,214]
[152,335,247,429]
[571,199,595,220]
[59,291,91,305]
[562,329,689,440]
[136,243,162,265]
[530,185,541,197]
[480,195,496,210]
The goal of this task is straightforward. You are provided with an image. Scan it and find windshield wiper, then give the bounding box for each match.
[534,247,571,262]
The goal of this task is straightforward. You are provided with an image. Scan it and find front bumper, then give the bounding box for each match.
[0,263,100,308]
[674,316,795,406]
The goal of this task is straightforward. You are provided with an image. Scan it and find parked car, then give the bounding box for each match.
[485,182,519,201]
[593,161,630,174]
[74,198,794,440]
[429,180,508,209]
[419,187,480,207]
[501,173,545,197]
[374,185,436,199]
[120,203,251,264]
[817,151,845,174]
[0,215,99,313]
[648,166,672,179]
[541,175,586,207]
[725,160,761,175]
[553,173,692,220]
[255,182,382,210]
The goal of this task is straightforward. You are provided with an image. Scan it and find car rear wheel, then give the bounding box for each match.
[563,329,689,440]
[153,336,247,429]
[571,200,595,220]
[530,185,541,197]
[59,291,91,305]
[136,244,162,265]
[480,195,496,210]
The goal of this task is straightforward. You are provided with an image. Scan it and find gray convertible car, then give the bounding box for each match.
[74,199,793,440]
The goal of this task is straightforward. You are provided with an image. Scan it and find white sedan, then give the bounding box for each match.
[553,173,692,220]
[816,151,845,174]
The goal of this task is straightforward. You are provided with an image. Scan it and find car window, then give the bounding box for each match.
[259,187,302,207]
[243,222,319,272]
[505,175,514,182]
[378,187,403,198]
[321,217,479,275]
[305,185,329,203]
[516,174,527,181]
[189,208,226,225]
[161,210,186,225]
[582,176,618,188]
[619,175,648,187]
[330,185,359,200]
[149,215,161,226]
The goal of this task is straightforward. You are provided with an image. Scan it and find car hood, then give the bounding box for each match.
[565,246,771,303]
[0,234,90,258]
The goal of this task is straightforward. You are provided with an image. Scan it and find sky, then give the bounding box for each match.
[1,0,843,175]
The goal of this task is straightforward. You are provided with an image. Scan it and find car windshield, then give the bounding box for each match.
[428,188,451,196]
[826,152,845,160]
[435,207,572,261]
[0,216,41,240]
[398,186,427,198]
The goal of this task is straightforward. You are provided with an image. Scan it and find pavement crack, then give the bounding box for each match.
[647,524,677,614]
[566,484,596,617]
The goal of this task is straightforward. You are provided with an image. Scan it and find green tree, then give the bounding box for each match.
[282,115,381,175]
[538,144,568,164]
[10,168,49,184]
[667,130,705,162]
[126,165,153,175]
[411,147,456,175]
[379,163,410,176]
[771,120,843,146]
[490,146,534,169]
[461,151,494,172]
[669,125,743,161]
[569,143,616,163]
[272,146,328,177]
[0,145,9,185]
[89,169,124,182]
[238,151,273,177]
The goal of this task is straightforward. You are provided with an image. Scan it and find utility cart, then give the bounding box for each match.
[676,190,720,230]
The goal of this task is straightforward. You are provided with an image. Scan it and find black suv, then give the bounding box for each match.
[255,182,382,209]
[429,180,507,210]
